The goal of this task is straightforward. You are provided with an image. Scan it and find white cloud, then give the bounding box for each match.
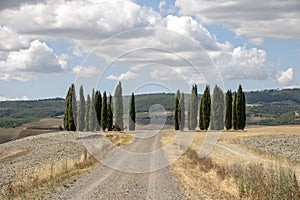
[106,71,138,81]
[216,46,267,80]
[275,68,296,88]
[175,0,300,40]
[73,65,100,78]
[0,40,67,73]
[0,26,30,51]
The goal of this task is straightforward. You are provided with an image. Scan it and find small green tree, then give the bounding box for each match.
[85,94,90,131]
[232,92,237,130]
[107,94,113,131]
[179,92,185,131]
[63,84,76,131]
[129,92,136,131]
[114,82,124,130]
[95,90,102,131]
[101,91,108,131]
[77,85,85,131]
[174,90,180,130]
[225,90,232,130]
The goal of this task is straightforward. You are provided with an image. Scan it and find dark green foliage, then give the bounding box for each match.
[101,91,108,131]
[64,84,76,131]
[129,93,136,131]
[232,92,237,130]
[236,85,246,130]
[0,118,36,128]
[199,99,204,130]
[174,90,180,130]
[200,85,211,130]
[114,82,123,130]
[77,85,85,131]
[188,100,191,130]
[225,90,232,130]
[71,84,77,127]
[211,85,224,130]
[95,90,102,131]
[89,89,96,131]
[107,94,113,131]
[179,92,185,131]
[189,85,198,130]
[85,95,90,131]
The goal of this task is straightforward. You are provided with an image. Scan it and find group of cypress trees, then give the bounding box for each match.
[64,82,136,132]
[175,84,246,131]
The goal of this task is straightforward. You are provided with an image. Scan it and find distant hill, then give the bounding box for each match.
[0,89,299,128]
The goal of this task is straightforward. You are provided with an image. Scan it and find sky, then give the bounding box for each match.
[0,0,299,100]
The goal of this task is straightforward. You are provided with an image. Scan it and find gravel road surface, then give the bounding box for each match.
[46,131,187,200]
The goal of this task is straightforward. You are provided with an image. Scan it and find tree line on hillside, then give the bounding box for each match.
[64,82,136,132]
[174,84,246,131]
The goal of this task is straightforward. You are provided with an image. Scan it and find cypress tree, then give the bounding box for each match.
[211,85,224,130]
[225,89,233,130]
[77,85,85,131]
[89,89,96,131]
[174,90,180,130]
[190,85,198,130]
[107,94,113,131]
[71,84,77,129]
[85,94,90,131]
[202,85,211,130]
[95,90,102,131]
[232,92,237,130]
[236,85,246,130]
[199,96,204,130]
[114,82,124,130]
[63,86,71,131]
[101,91,108,132]
[179,92,185,131]
[188,100,191,130]
[129,92,136,131]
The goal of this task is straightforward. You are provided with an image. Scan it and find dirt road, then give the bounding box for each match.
[46,131,187,200]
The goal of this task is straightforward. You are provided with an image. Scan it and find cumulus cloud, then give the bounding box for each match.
[275,68,296,88]
[0,26,30,51]
[216,46,267,80]
[175,0,300,40]
[73,65,100,78]
[0,40,67,81]
[106,71,138,81]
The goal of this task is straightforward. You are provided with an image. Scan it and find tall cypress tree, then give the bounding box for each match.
[179,92,185,131]
[107,94,113,131]
[129,92,136,131]
[225,89,232,130]
[101,91,108,132]
[77,85,85,131]
[190,85,198,130]
[188,100,191,130]
[95,90,102,131]
[211,85,224,130]
[202,85,211,130]
[63,86,71,131]
[199,96,204,130]
[85,94,90,131]
[71,84,77,128]
[174,90,180,130]
[89,89,96,131]
[114,82,124,130]
[232,92,237,130]
[236,85,246,130]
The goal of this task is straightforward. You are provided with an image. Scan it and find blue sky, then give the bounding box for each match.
[0,0,299,100]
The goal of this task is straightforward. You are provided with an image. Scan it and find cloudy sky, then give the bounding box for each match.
[0,0,299,100]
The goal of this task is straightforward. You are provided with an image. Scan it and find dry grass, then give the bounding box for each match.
[162,126,300,199]
[103,131,135,146]
[0,128,21,144]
